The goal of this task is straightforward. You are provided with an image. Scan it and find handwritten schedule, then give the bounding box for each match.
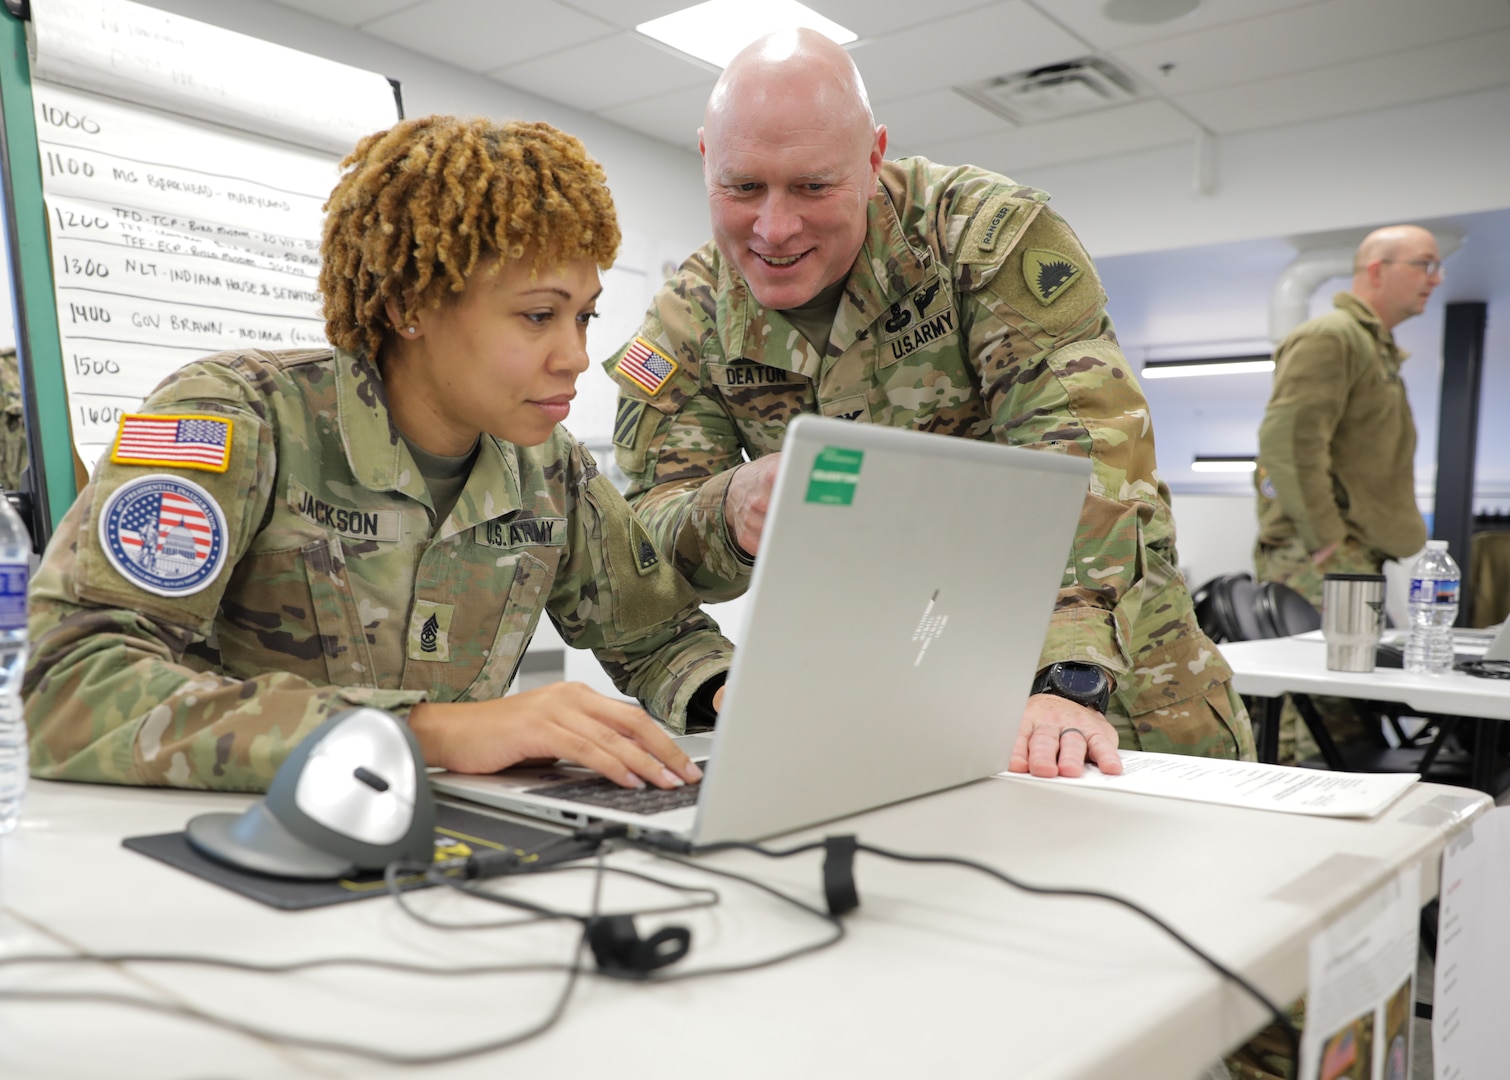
[35,82,341,469]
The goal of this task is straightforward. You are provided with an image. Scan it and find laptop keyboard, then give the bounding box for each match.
[525,775,703,814]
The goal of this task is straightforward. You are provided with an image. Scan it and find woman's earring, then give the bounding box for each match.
[406,326,417,335]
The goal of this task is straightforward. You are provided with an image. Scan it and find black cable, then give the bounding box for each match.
[646,834,1300,1065]
[384,859,722,932]
[2,824,1302,1067]
[1456,659,1510,679]
[0,833,844,1062]
[592,843,845,982]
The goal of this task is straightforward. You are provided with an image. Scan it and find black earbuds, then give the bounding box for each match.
[586,915,692,978]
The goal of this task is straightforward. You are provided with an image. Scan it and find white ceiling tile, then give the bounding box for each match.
[492,33,716,113]
[1111,0,1510,94]
[266,0,418,26]
[557,0,696,32]
[1179,28,1510,135]
[364,0,615,73]
[875,89,1013,159]
[853,0,1087,105]
[914,99,1199,175]
[1022,0,1322,51]
[596,80,717,152]
[807,0,1010,39]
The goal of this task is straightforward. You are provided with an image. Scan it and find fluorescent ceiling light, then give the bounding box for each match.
[637,0,857,69]
[1191,456,1257,473]
[1141,356,1274,380]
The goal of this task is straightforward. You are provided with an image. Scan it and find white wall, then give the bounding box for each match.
[1097,205,1510,514]
[141,0,710,447]
[1022,84,1510,259]
[1168,494,1259,591]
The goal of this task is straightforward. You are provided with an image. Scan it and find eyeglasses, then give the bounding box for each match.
[1379,258,1443,276]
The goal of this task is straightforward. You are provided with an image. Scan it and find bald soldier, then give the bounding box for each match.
[1255,226,1437,602]
[1251,226,1438,768]
[607,30,1255,778]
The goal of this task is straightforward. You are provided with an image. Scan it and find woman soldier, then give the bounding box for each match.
[24,117,725,792]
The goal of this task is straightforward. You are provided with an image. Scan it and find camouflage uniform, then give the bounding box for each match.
[609,158,1252,760]
[24,347,731,792]
[1254,292,1427,763]
[0,347,27,492]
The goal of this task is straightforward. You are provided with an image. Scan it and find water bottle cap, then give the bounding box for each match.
[1425,539,1448,551]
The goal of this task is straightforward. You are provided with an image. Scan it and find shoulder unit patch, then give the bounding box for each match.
[1023,249,1083,306]
[98,473,229,597]
[613,398,646,449]
[614,337,679,397]
[110,413,232,473]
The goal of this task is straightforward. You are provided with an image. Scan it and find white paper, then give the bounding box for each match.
[34,82,340,470]
[1433,806,1510,1080]
[997,751,1419,818]
[32,0,398,155]
[1300,867,1420,1080]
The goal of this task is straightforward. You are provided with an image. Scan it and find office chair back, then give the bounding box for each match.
[1192,572,1267,643]
[1255,581,1322,638]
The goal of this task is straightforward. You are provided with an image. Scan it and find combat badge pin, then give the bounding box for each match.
[614,337,679,397]
[1023,249,1083,306]
[98,473,229,597]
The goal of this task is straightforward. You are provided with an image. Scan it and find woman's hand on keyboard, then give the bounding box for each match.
[407,683,704,789]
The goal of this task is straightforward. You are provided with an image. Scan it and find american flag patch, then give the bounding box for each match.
[614,338,679,396]
[111,414,233,473]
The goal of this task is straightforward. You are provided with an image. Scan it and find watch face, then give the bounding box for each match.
[1055,664,1105,696]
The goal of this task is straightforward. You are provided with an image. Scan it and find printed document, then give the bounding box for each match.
[997,751,1418,818]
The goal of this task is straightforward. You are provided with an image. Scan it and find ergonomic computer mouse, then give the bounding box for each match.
[185,707,436,880]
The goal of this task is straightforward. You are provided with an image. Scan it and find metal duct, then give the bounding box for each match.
[1269,230,1463,343]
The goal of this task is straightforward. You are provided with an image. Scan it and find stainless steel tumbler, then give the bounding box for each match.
[1321,573,1387,672]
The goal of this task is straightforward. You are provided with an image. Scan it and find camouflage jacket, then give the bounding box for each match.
[25,347,731,791]
[608,157,1236,729]
[0,347,27,492]
[1255,292,1426,559]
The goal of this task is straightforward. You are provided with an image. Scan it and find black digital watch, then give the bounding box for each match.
[1030,662,1112,715]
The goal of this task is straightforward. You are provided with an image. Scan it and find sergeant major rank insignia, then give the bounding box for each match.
[1022,249,1083,306]
[614,337,678,396]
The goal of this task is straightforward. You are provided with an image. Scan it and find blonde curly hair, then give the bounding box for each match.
[321,116,621,360]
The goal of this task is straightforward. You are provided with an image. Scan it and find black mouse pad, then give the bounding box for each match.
[123,802,593,911]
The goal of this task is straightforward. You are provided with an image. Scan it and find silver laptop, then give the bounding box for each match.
[431,415,1092,845]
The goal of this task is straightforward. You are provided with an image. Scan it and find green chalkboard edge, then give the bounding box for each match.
[0,5,78,548]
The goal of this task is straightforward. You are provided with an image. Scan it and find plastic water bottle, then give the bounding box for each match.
[1404,539,1460,676]
[0,493,29,836]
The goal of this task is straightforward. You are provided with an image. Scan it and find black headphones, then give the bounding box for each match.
[586,915,692,979]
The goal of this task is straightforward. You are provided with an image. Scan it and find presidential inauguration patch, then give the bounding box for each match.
[98,474,228,597]
[614,337,678,396]
[110,414,232,473]
[1022,249,1083,306]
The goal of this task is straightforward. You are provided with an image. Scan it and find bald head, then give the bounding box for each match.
[1351,224,1442,330]
[1354,225,1436,273]
[705,29,874,151]
[698,29,887,310]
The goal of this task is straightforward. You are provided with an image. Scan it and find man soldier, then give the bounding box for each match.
[1256,225,1437,604]
[607,29,1255,778]
[1253,225,1439,763]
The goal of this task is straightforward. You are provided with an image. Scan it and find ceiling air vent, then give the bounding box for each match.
[955,58,1137,126]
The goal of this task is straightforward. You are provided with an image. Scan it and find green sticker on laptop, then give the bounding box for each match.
[805,446,865,505]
